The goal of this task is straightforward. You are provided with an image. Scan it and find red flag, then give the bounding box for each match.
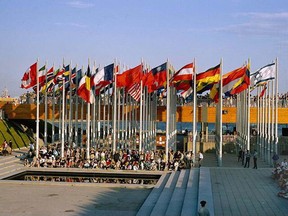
[259,85,267,98]
[116,64,143,90]
[210,65,249,103]
[21,62,37,89]
[143,63,167,93]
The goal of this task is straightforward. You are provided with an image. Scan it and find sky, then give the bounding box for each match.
[1,0,288,97]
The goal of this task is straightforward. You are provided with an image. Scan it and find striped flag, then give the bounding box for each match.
[170,63,194,98]
[196,64,220,94]
[127,83,141,101]
[77,65,95,103]
[250,62,275,87]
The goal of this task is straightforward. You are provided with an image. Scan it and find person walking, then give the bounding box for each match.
[198,200,210,216]
[244,150,251,168]
[198,151,203,168]
[253,149,258,169]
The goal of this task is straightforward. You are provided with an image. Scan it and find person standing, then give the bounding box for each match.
[241,149,245,166]
[272,152,279,168]
[253,149,258,169]
[238,148,243,162]
[244,150,251,168]
[198,151,203,168]
[198,200,210,216]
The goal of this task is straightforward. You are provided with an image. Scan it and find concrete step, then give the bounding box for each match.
[0,165,24,179]
[150,171,180,216]
[198,167,214,216]
[0,156,20,168]
[181,168,200,216]
[136,173,170,216]
[165,169,190,216]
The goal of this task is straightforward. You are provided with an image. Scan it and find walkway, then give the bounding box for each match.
[205,153,288,216]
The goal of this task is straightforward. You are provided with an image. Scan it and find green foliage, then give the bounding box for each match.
[0,119,33,149]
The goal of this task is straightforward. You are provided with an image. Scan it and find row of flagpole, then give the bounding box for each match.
[23,57,279,167]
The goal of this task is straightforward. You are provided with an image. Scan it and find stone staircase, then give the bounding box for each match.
[0,148,26,179]
[136,168,203,216]
[136,152,272,216]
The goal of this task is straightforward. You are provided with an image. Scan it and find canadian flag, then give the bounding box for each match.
[21,62,37,89]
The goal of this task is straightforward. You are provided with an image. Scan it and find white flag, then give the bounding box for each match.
[250,62,275,87]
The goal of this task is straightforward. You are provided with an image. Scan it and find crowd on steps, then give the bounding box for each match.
[24,142,198,171]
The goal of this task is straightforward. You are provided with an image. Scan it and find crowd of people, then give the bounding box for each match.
[24,142,196,172]
[271,156,288,199]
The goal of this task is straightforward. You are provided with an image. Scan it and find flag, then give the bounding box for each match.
[181,87,194,99]
[170,63,194,89]
[21,62,37,89]
[72,68,83,87]
[37,67,54,93]
[32,65,46,92]
[127,83,141,101]
[93,63,114,95]
[77,65,95,103]
[116,64,143,101]
[210,65,249,102]
[196,64,220,94]
[143,63,167,93]
[229,67,250,95]
[170,63,194,99]
[116,64,142,89]
[38,65,46,86]
[250,62,275,87]
[259,84,267,98]
[45,68,62,93]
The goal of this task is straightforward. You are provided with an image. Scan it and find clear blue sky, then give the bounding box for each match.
[1,0,288,97]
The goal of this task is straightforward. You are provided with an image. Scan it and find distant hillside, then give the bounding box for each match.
[0,119,34,149]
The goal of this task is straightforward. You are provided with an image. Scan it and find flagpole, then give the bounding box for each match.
[107,85,111,149]
[165,61,170,166]
[86,61,91,160]
[112,61,118,153]
[74,65,79,147]
[51,64,55,144]
[261,85,265,159]
[257,87,261,157]
[247,59,251,151]
[125,92,129,148]
[67,62,72,147]
[128,94,132,149]
[44,63,48,146]
[192,58,197,164]
[61,64,65,158]
[36,58,40,158]
[121,88,125,148]
[139,78,143,153]
[275,58,279,155]
[218,58,223,166]
[117,86,121,148]
[268,82,272,165]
